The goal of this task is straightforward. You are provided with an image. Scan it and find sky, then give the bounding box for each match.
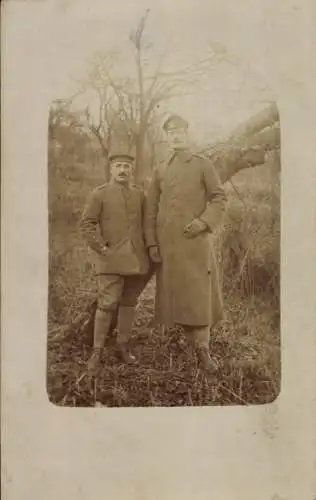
[7,0,307,143]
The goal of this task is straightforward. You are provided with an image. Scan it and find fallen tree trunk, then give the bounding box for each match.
[204,102,280,184]
[229,102,279,140]
[212,122,280,185]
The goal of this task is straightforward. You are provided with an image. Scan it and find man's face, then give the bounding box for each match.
[166,127,188,150]
[110,157,134,185]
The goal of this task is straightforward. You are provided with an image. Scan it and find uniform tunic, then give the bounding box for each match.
[80,182,149,276]
[145,150,227,327]
[80,182,150,311]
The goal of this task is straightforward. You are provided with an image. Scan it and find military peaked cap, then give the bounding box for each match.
[162,114,189,131]
[109,146,135,162]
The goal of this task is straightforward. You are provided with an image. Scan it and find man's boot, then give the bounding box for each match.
[196,346,218,373]
[87,309,113,374]
[192,326,218,374]
[116,305,137,364]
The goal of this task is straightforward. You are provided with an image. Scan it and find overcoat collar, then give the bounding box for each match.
[166,149,193,164]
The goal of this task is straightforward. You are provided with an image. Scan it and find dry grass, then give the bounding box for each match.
[47,284,280,407]
[47,149,280,407]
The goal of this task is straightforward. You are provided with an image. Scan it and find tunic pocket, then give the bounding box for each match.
[101,238,140,275]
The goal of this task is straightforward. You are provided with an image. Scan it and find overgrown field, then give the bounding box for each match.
[47,148,280,407]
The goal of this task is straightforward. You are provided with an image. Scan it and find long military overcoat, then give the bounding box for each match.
[145,150,227,328]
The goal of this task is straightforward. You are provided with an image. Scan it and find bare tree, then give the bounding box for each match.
[64,10,227,184]
[57,10,281,188]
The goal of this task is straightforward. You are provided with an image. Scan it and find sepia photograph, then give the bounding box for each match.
[4,0,316,498]
[46,6,281,408]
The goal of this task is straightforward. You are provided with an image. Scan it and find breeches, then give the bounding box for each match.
[96,273,148,312]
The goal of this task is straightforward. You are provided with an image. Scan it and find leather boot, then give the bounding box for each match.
[196,346,218,373]
[116,306,137,364]
[117,342,136,364]
[191,326,218,374]
[87,309,113,374]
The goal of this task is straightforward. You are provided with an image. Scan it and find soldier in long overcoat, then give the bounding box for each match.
[144,115,228,372]
[80,143,150,372]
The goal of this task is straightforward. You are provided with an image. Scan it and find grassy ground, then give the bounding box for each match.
[47,151,280,407]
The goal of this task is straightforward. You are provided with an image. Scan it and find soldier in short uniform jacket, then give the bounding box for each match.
[80,144,149,372]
